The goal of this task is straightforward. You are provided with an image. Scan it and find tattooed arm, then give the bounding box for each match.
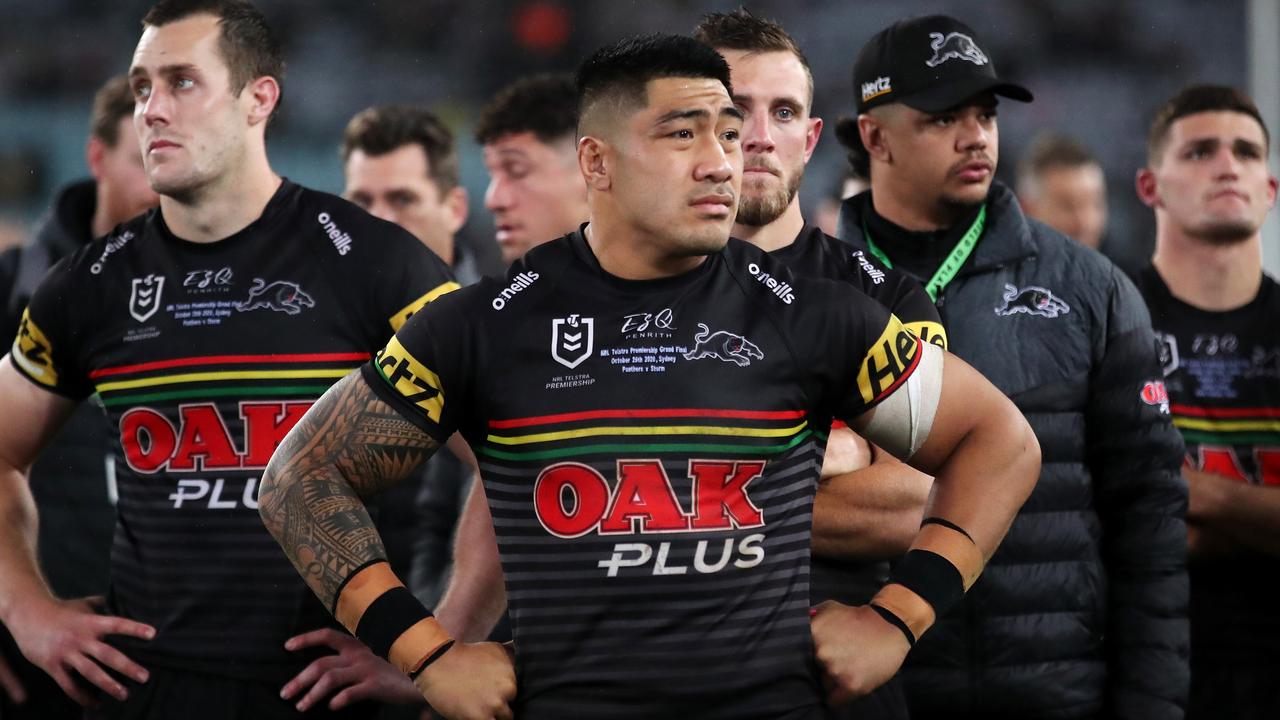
[260,371,516,720]
[259,372,440,606]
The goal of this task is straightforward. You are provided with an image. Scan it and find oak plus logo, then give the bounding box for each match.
[129,274,165,323]
[551,314,594,369]
[118,401,312,509]
[534,460,768,577]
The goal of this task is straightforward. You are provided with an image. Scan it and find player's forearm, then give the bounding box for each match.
[259,373,439,609]
[811,455,931,560]
[917,401,1038,560]
[434,480,507,642]
[1188,468,1280,556]
[0,468,54,625]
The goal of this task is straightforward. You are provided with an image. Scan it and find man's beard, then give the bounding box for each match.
[1190,218,1258,246]
[737,165,803,227]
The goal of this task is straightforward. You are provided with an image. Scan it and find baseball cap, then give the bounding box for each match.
[853,15,1032,114]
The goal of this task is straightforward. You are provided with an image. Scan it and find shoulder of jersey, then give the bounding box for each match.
[723,236,847,309]
[482,233,578,314]
[297,185,441,265]
[59,210,155,280]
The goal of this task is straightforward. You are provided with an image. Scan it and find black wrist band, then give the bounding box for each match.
[869,603,915,646]
[355,587,433,660]
[921,516,975,543]
[408,640,457,680]
[888,549,965,617]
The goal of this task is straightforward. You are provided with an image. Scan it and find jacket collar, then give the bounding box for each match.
[837,181,1037,276]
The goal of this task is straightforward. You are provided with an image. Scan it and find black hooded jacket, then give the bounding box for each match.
[838,183,1189,719]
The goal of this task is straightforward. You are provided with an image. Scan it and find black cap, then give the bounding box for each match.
[853,15,1032,114]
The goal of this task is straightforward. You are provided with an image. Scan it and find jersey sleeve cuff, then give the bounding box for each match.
[358,362,451,445]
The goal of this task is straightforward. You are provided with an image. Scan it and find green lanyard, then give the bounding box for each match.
[863,204,986,301]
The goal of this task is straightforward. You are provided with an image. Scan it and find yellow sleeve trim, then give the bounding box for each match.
[388,281,461,333]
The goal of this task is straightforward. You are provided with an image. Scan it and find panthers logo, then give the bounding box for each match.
[925,32,989,68]
[994,284,1070,319]
[683,324,764,367]
[235,279,315,315]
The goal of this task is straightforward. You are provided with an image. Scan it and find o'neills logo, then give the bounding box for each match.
[851,250,885,285]
[747,262,795,304]
[317,212,352,255]
[491,271,540,310]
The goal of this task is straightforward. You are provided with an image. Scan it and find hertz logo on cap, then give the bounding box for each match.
[861,76,892,102]
[375,336,445,422]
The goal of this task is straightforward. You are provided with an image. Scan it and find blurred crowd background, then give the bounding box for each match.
[1,0,1276,276]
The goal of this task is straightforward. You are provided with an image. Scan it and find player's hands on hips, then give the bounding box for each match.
[8,595,153,706]
[810,600,910,706]
[415,641,516,720]
[282,628,423,711]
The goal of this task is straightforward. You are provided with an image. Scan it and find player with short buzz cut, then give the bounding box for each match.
[476,74,588,266]
[1133,84,1280,719]
[260,32,1039,720]
[0,1,457,718]
[836,14,1188,720]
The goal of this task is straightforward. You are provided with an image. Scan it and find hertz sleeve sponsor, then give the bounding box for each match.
[12,309,59,387]
[388,281,461,333]
[374,336,445,422]
[856,315,923,405]
[905,320,948,350]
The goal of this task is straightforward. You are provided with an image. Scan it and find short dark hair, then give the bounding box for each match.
[142,0,285,123]
[474,74,578,146]
[1147,84,1269,165]
[1018,132,1099,194]
[576,34,733,137]
[91,75,137,147]
[341,106,459,193]
[692,8,813,106]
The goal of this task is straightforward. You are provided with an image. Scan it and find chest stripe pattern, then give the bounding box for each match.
[479,409,812,462]
[92,352,368,407]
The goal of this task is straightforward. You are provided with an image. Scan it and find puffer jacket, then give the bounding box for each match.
[838,183,1189,720]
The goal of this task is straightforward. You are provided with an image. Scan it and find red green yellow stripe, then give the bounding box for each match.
[1171,404,1280,419]
[96,368,349,393]
[101,384,333,408]
[487,419,808,446]
[89,352,369,379]
[489,408,805,429]
[481,429,814,462]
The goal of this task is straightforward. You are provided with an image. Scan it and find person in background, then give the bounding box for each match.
[837,14,1188,719]
[1017,131,1108,251]
[1133,84,1280,720]
[0,73,157,720]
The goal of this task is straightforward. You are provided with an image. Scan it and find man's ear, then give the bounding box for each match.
[858,113,891,164]
[86,136,108,181]
[1135,168,1161,209]
[245,76,281,127]
[579,136,611,192]
[443,186,469,235]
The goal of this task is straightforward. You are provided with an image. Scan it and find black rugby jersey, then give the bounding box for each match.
[363,229,924,719]
[1136,266,1280,662]
[771,225,943,611]
[10,180,457,680]
[772,224,946,349]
